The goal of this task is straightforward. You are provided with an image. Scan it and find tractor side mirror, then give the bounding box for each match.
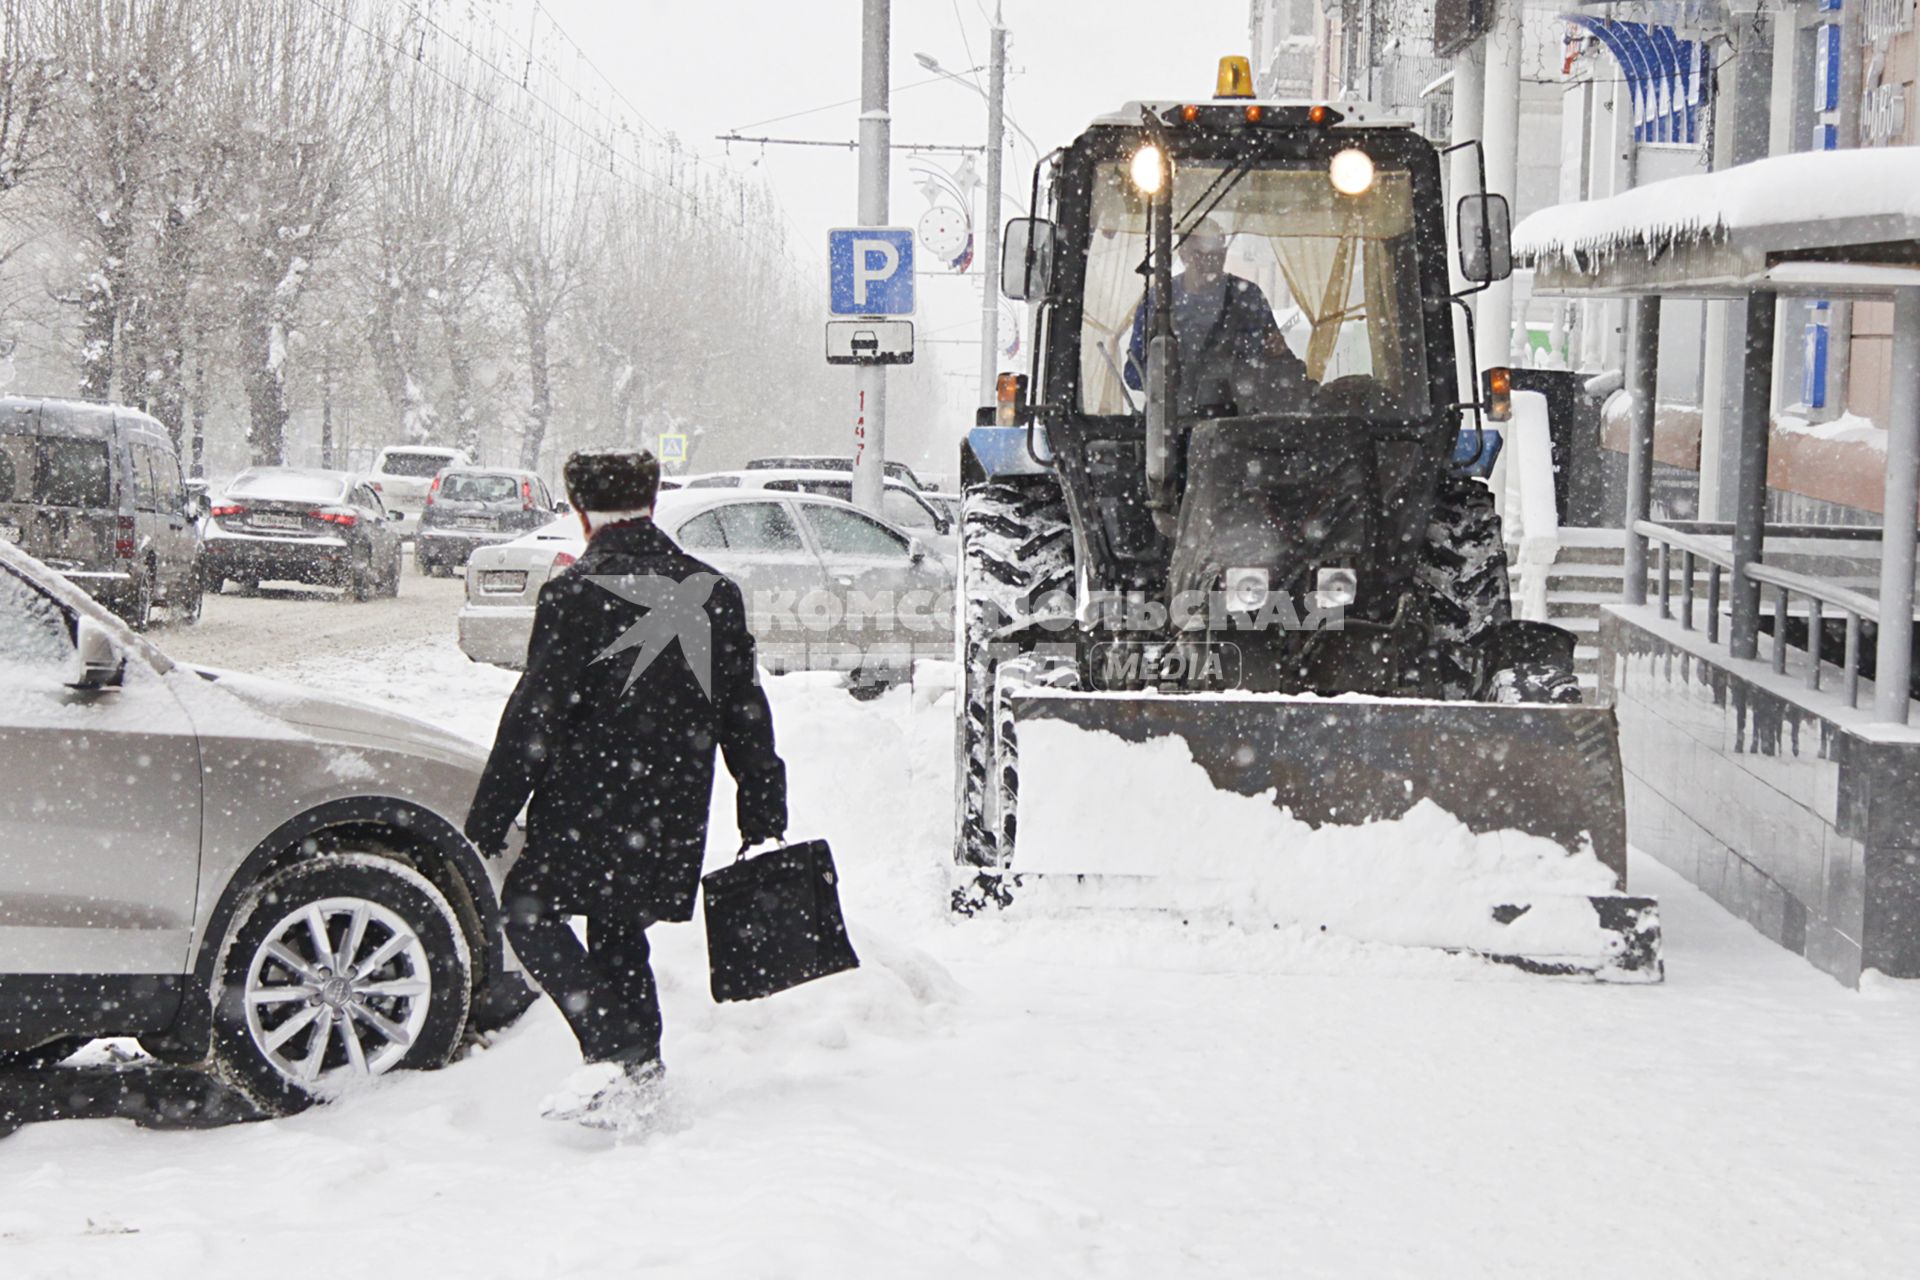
[1456,193,1513,285]
[1001,218,1057,302]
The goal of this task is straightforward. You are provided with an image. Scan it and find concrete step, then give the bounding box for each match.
[1547,591,1617,620]
[1550,543,1628,567]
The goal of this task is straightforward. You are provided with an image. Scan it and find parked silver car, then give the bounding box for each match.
[0,541,528,1111]
[684,468,956,557]
[0,395,203,629]
[458,489,954,686]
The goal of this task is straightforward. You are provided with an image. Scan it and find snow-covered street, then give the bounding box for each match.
[6,0,1920,1274]
[6,591,1919,1279]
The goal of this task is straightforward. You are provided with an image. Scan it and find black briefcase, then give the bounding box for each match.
[701,839,859,1003]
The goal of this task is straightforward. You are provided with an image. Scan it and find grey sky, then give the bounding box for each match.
[524,0,1253,463]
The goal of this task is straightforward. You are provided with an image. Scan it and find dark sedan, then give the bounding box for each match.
[414,468,566,575]
[203,468,405,599]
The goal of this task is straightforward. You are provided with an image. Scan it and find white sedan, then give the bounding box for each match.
[458,488,954,687]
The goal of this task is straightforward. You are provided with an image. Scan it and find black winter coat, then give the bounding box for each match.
[464,518,787,920]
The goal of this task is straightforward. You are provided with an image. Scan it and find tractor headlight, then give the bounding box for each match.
[1223,566,1270,611]
[1328,148,1375,196]
[1312,566,1358,609]
[1131,144,1166,194]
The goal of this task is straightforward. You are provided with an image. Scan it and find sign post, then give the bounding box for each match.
[827,223,915,512]
[846,0,894,516]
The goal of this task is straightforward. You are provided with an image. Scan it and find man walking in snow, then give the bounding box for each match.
[465,448,787,1129]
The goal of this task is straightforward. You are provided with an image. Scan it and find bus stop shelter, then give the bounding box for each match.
[1514,147,1920,985]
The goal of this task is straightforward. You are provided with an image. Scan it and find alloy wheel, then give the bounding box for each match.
[241,896,433,1087]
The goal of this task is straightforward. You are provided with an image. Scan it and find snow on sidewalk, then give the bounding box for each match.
[4,637,1918,1278]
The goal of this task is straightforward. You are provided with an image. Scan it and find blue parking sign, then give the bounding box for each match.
[828,227,915,316]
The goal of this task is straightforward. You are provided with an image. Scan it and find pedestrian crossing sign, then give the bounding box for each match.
[658,433,687,463]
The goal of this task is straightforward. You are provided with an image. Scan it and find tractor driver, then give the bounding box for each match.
[1124,216,1310,414]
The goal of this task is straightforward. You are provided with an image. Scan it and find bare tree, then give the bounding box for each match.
[359,41,504,457]
[43,0,197,401]
[0,0,58,263]
[501,112,594,472]
[214,0,385,465]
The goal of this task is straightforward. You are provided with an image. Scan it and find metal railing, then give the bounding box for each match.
[1636,519,1887,709]
[1636,519,1735,639]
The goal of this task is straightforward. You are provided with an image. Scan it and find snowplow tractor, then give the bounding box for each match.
[952,77,1661,981]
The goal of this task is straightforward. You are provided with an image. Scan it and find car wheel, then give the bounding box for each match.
[232,574,260,597]
[347,547,377,602]
[120,563,155,630]
[384,548,403,597]
[175,564,205,624]
[209,854,472,1114]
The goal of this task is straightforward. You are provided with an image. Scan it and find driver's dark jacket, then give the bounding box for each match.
[1125,275,1306,409]
[464,518,787,920]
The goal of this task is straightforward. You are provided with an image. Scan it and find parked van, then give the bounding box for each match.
[370,445,471,521]
[0,396,203,628]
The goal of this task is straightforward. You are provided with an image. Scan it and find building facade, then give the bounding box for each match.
[1250,0,1920,528]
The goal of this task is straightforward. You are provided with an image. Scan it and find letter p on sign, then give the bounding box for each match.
[828,227,914,316]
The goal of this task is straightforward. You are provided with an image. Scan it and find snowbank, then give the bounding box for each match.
[1014,719,1621,958]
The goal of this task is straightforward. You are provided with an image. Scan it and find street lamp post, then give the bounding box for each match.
[915,9,1034,410]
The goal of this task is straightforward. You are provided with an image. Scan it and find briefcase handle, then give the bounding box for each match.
[736,836,785,863]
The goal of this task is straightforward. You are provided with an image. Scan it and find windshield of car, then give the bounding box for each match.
[1077,156,1430,420]
[226,470,350,504]
[1,435,113,508]
[379,451,455,478]
[440,473,520,503]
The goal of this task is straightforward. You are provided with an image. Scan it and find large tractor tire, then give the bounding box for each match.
[955,478,1075,875]
[1418,475,1513,700]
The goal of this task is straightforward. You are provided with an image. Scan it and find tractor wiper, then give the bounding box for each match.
[1175,154,1256,249]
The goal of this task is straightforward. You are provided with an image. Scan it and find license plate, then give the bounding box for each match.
[0,522,17,543]
[479,570,527,593]
[457,517,494,531]
[252,514,304,531]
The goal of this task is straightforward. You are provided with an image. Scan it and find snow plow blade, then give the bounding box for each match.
[971,690,1660,982]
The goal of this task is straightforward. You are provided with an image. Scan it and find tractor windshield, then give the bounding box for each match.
[1077,156,1431,421]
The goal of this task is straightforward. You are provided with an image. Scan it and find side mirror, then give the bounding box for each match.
[1001,217,1057,302]
[68,616,125,691]
[387,509,406,523]
[906,536,927,564]
[1456,193,1513,285]
[555,501,571,515]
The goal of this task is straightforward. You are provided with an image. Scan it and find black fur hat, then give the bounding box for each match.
[564,448,661,513]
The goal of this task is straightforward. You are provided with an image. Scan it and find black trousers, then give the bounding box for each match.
[502,866,662,1066]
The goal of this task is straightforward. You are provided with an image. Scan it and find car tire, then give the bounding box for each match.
[232,574,260,597]
[347,547,377,602]
[384,548,403,597]
[208,854,472,1115]
[174,564,205,625]
[120,563,155,631]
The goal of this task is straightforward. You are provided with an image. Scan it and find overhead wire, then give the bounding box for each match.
[299,0,803,274]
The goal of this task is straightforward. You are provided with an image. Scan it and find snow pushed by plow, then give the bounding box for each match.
[1011,719,1653,973]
